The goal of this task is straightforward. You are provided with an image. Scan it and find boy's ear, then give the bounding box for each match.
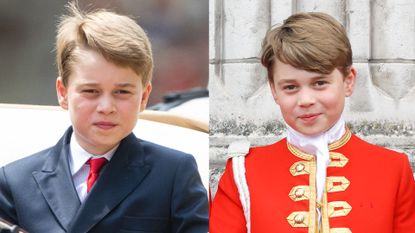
[56,77,68,110]
[139,83,152,112]
[344,67,357,97]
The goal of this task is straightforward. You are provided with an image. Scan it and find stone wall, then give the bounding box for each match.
[209,0,415,197]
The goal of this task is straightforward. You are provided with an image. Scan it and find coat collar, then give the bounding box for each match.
[32,127,80,231]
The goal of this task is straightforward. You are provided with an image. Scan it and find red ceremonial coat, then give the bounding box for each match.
[210,130,415,233]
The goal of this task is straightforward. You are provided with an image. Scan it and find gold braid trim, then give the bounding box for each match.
[321,191,330,233]
[327,201,352,217]
[287,144,314,160]
[328,152,349,168]
[329,128,351,150]
[308,158,317,233]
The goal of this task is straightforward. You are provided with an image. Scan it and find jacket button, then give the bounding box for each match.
[296,163,305,172]
[294,214,304,224]
[295,188,305,198]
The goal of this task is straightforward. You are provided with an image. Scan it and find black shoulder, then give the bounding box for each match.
[138,139,192,161]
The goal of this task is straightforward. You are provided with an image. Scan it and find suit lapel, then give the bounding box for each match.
[32,128,81,231]
[68,133,151,233]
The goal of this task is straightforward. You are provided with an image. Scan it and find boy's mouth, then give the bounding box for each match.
[298,113,321,122]
[94,121,117,129]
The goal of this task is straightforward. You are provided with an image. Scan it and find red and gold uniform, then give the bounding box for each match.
[210,130,415,233]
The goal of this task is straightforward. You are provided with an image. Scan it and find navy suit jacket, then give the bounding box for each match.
[0,127,208,233]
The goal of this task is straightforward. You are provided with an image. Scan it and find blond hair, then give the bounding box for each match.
[56,2,153,87]
[261,12,352,81]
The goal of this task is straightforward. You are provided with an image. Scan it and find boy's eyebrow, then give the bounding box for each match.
[77,82,137,88]
[115,83,137,88]
[276,79,296,85]
[309,75,330,81]
[77,83,99,88]
[276,75,330,85]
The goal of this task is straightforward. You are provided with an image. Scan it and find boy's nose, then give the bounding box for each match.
[97,95,116,114]
[297,89,316,107]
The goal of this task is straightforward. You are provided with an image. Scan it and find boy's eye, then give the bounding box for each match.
[115,90,131,94]
[82,89,99,94]
[313,80,328,87]
[282,85,297,91]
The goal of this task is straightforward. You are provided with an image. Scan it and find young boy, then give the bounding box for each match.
[0,3,208,233]
[210,12,415,233]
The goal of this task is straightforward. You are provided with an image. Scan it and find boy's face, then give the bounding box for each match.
[56,50,151,155]
[269,59,356,136]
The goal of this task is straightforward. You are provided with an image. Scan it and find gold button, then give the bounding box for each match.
[294,214,304,224]
[295,188,305,198]
[296,163,305,172]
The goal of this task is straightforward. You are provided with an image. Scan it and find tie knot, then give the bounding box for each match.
[88,157,108,174]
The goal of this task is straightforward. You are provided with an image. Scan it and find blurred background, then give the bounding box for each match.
[0,0,208,106]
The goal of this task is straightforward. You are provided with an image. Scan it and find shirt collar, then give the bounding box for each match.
[69,134,119,175]
[286,116,346,154]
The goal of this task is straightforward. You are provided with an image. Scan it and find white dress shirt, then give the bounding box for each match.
[69,135,118,203]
